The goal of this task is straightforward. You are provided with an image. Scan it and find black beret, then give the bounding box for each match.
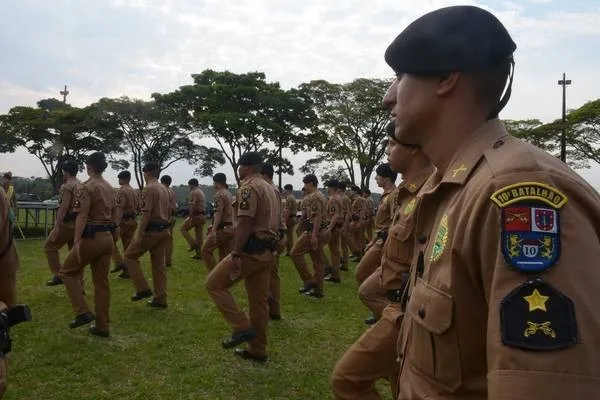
[283,184,293,191]
[238,152,262,166]
[62,161,79,176]
[117,170,131,180]
[261,163,274,178]
[385,5,516,75]
[85,152,107,171]
[326,179,339,188]
[302,174,318,186]
[160,175,172,185]
[375,163,397,179]
[188,178,199,186]
[338,181,347,191]
[142,162,159,174]
[213,173,227,184]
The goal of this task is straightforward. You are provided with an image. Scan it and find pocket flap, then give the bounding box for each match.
[407,278,453,334]
[389,221,413,242]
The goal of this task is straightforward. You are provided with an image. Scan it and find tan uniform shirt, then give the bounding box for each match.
[115,184,139,227]
[237,175,280,242]
[397,119,600,399]
[365,196,375,219]
[373,187,396,231]
[351,196,368,221]
[285,194,297,222]
[302,191,327,230]
[140,181,170,223]
[214,188,233,224]
[58,178,79,222]
[0,187,19,276]
[74,178,115,225]
[188,187,206,216]
[327,194,344,226]
[342,194,352,223]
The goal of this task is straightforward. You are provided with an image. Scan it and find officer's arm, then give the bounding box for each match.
[232,186,257,255]
[73,185,91,244]
[472,177,600,399]
[212,194,223,230]
[311,199,322,238]
[54,187,70,226]
[113,190,124,227]
[137,188,152,237]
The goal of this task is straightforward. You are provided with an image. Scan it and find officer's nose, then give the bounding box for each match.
[382,80,398,109]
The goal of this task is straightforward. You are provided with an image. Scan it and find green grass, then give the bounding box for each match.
[6,221,393,400]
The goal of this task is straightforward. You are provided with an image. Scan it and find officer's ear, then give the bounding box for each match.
[436,72,460,97]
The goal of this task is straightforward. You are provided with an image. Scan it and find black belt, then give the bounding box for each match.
[122,212,136,220]
[387,272,409,303]
[146,221,170,232]
[82,223,115,238]
[243,234,277,254]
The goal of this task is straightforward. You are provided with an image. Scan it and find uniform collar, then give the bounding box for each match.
[439,118,509,185]
[401,164,435,193]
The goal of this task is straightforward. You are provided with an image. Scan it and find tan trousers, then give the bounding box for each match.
[180,217,204,256]
[165,222,175,265]
[201,228,234,271]
[330,305,403,400]
[355,241,383,284]
[285,218,296,254]
[290,231,330,293]
[44,223,75,275]
[60,232,113,331]
[112,221,137,265]
[125,230,170,304]
[328,230,341,279]
[205,251,275,356]
[340,231,350,269]
[269,240,286,316]
[359,267,388,320]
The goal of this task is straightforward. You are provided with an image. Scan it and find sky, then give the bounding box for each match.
[1,0,600,194]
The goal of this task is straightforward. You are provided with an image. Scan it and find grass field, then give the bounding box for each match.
[6,221,393,400]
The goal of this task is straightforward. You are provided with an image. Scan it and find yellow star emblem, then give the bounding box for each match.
[452,164,468,177]
[408,183,417,191]
[523,289,549,312]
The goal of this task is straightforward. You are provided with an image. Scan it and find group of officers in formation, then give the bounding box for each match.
[2,5,600,399]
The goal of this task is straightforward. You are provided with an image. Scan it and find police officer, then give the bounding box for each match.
[260,164,287,320]
[202,173,234,271]
[331,126,433,400]
[338,181,352,271]
[126,162,171,308]
[324,179,344,283]
[60,152,114,337]
[282,184,297,256]
[205,152,280,363]
[111,170,139,279]
[160,175,177,268]
[291,174,329,298]
[180,178,206,259]
[348,186,367,261]
[383,5,600,398]
[44,160,80,286]
[0,186,18,308]
[363,189,375,242]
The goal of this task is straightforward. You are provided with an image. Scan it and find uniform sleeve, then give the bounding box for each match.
[308,196,323,218]
[214,193,224,214]
[140,187,153,214]
[73,184,91,217]
[468,177,600,399]
[114,188,124,210]
[59,185,73,213]
[237,185,258,218]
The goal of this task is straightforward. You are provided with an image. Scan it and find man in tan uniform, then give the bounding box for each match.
[291,174,329,298]
[331,127,433,400]
[283,184,297,256]
[160,175,177,268]
[202,173,234,271]
[338,182,352,271]
[110,170,139,279]
[0,187,19,308]
[205,152,279,362]
[383,5,600,399]
[355,163,398,325]
[324,179,344,283]
[363,189,375,242]
[125,162,171,308]
[348,186,368,260]
[260,164,287,320]
[180,178,206,259]
[60,152,114,337]
[44,160,79,286]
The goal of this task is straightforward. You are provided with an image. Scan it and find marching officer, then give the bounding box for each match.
[290,174,329,298]
[60,152,115,337]
[111,170,139,279]
[205,152,280,363]
[384,5,600,399]
[125,162,171,309]
[202,173,234,271]
[44,160,80,286]
[363,189,375,242]
[283,184,297,256]
[160,175,177,268]
[348,186,367,261]
[331,127,433,399]
[0,185,19,308]
[180,178,206,259]
[338,181,352,271]
[324,179,344,283]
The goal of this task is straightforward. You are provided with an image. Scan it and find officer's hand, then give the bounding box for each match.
[49,228,59,242]
[310,235,318,250]
[229,256,242,281]
[73,241,82,263]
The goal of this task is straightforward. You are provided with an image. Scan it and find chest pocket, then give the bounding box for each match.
[386,210,415,265]
[406,278,462,392]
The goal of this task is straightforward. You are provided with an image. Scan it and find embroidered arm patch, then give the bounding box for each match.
[500,278,577,351]
[239,187,252,210]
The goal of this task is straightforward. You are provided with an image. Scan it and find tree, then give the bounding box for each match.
[154,70,316,185]
[299,78,391,190]
[90,96,222,189]
[562,99,600,167]
[0,99,121,194]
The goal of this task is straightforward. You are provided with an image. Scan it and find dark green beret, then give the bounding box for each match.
[385,5,516,75]
[238,152,263,166]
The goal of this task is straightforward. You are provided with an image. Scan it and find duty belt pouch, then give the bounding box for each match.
[146,221,169,232]
[242,234,276,254]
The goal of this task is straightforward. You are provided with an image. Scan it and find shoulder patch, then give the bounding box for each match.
[492,182,566,273]
[403,198,417,215]
[430,214,449,262]
[500,278,577,351]
[74,186,84,208]
[239,186,252,210]
[491,182,568,208]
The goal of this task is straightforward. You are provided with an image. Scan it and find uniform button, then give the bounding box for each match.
[418,235,427,244]
[493,139,504,149]
[418,305,426,319]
